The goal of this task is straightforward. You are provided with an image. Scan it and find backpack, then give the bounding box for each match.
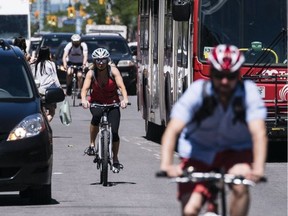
[68,42,84,55]
[192,81,246,126]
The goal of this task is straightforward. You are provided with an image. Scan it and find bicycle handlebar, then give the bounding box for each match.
[79,102,131,107]
[156,169,267,186]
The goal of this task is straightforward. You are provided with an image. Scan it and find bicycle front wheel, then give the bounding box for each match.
[100,129,109,186]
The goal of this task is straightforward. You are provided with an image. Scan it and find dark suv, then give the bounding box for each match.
[81,33,137,95]
[0,39,65,204]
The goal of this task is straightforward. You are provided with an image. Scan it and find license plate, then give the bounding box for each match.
[121,72,129,77]
[257,86,265,98]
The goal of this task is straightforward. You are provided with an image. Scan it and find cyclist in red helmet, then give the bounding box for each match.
[160,44,267,216]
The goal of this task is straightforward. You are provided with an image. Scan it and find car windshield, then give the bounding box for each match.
[0,57,32,99]
[84,39,130,57]
[42,37,70,49]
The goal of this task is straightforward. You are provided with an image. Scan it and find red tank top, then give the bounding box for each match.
[89,73,120,104]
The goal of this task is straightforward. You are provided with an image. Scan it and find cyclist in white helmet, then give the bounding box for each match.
[62,34,88,97]
[81,48,129,173]
[160,44,268,216]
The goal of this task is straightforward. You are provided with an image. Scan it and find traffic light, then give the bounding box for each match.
[34,10,39,19]
[105,16,111,24]
[87,19,93,25]
[99,0,105,5]
[50,16,57,26]
[67,6,75,18]
[46,15,57,26]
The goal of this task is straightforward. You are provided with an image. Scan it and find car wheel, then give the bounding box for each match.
[30,184,52,204]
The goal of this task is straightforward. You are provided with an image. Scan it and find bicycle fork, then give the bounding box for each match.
[96,124,113,169]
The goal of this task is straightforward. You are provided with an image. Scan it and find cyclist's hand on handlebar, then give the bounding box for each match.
[161,165,183,178]
[120,100,129,109]
[81,100,90,109]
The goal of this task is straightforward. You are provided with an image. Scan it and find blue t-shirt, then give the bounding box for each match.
[171,79,267,164]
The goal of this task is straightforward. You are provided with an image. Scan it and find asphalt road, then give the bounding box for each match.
[0,96,287,216]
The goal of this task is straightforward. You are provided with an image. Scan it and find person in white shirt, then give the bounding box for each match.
[62,34,88,97]
[32,46,61,122]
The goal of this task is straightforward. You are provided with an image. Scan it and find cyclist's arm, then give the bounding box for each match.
[62,51,69,70]
[82,43,88,67]
[81,70,93,108]
[62,43,71,70]
[160,118,186,177]
[111,65,129,105]
[247,119,267,182]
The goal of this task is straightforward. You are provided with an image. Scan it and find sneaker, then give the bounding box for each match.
[84,146,96,156]
[112,162,124,173]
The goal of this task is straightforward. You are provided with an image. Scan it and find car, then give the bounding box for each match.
[28,36,42,59]
[54,41,69,84]
[81,33,137,95]
[0,39,65,204]
[128,41,137,56]
[39,32,73,59]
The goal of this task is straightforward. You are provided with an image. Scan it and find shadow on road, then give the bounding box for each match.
[0,194,59,206]
[91,181,136,187]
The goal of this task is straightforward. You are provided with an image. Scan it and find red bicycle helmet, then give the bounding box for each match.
[208,44,245,72]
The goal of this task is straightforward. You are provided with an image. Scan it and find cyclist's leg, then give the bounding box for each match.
[220,150,253,216]
[179,158,213,216]
[90,106,102,147]
[84,107,102,155]
[90,124,99,147]
[66,64,73,95]
[45,103,56,122]
[77,71,83,90]
[229,184,250,216]
[181,192,204,216]
[108,108,121,163]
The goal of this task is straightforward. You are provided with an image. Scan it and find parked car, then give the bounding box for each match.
[0,39,65,204]
[81,33,137,95]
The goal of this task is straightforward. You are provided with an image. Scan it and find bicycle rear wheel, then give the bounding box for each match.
[72,78,77,107]
[100,129,109,186]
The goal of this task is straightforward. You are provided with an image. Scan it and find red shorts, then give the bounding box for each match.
[178,149,253,200]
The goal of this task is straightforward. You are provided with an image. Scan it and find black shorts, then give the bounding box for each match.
[90,106,120,142]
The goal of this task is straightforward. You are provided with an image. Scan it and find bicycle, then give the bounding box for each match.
[68,65,83,107]
[89,102,130,187]
[156,167,267,216]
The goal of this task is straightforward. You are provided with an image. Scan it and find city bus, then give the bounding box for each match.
[0,0,31,42]
[136,0,287,141]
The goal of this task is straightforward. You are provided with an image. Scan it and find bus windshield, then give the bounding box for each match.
[0,15,29,39]
[199,0,287,65]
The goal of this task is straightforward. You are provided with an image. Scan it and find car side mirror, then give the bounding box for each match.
[45,88,65,104]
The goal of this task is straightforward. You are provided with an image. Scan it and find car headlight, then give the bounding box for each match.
[7,114,45,141]
[117,60,135,67]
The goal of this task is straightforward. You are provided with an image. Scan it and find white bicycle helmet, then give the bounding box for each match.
[91,48,110,59]
[71,34,81,42]
[208,44,245,72]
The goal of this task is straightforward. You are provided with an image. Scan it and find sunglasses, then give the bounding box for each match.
[212,71,239,80]
[95,58,108,64]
